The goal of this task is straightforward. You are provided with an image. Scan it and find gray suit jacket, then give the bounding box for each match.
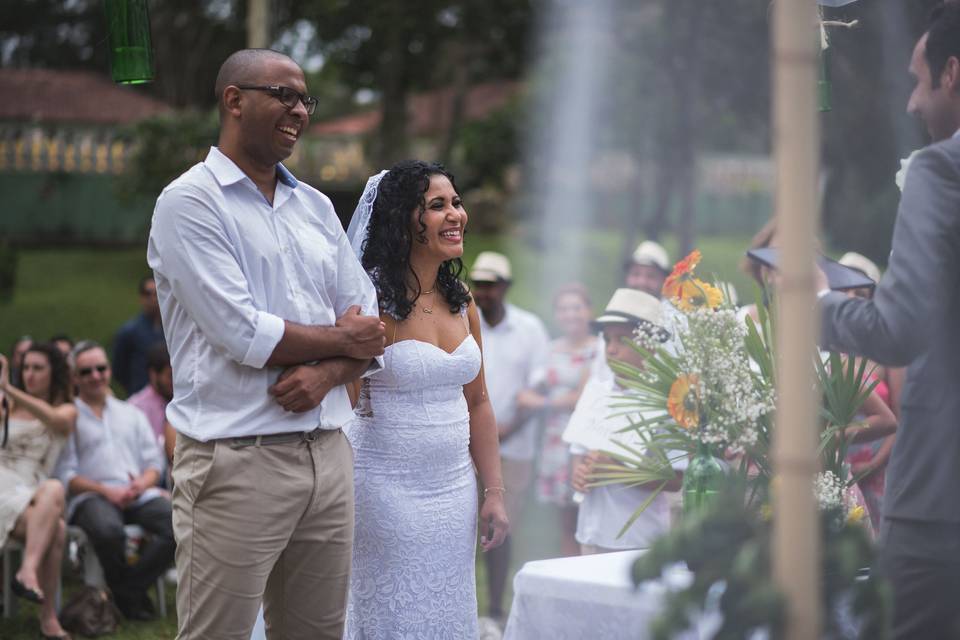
[820,134,960,523]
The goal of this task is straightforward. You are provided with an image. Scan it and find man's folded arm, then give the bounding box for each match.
[149,186,357,369]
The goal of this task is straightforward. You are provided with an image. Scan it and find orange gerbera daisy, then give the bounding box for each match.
[662,250,702,300]
[674,279,724,312]
[667,374,700,429]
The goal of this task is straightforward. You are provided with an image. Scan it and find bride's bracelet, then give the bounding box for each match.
[483,486,506,498]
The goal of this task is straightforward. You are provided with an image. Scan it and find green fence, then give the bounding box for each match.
[0,172,155,243]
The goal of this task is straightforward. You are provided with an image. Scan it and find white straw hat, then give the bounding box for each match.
[630,241,670,273]
[470,251,512,283]
[594,288,665,331]
[838,252,881,285]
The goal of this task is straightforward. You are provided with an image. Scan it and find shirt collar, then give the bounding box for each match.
[205,146,298,189]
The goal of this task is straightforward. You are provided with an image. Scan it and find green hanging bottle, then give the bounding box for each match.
[104,0,154,84]
[682,440,725,517]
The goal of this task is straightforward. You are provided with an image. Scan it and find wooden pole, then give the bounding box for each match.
[771,1,821,639]
[247,0,270,49]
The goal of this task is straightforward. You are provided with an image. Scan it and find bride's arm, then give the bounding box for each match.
[463,301,509,552]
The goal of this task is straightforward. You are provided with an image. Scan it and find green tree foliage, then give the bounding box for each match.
[117,110,219,203]
[271,0,533,166]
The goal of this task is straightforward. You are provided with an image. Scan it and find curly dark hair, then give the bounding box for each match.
[360,159,471,320]
[19,342,72,406]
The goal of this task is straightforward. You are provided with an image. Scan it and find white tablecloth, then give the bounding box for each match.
[503,551,709,640]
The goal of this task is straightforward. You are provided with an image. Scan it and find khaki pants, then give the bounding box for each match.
[172,429,354,640]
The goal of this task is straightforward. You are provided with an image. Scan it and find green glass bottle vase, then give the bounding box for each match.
[104,0,154,84]
[682,441,725,517]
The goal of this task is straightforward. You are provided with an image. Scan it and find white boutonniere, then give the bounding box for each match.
[895,150,920,192]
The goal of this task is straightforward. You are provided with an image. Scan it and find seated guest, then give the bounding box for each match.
[113,276,165,395]
[569,289,685,554]
[56,340,173,620]
[0,343,76,640]
[127,343,173,466]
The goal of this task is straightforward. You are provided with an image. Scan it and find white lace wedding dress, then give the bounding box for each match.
[344,333,481,639]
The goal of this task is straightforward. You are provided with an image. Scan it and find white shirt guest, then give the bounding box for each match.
[57,396,164,520]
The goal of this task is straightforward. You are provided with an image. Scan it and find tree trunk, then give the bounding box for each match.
[439,40,471,167]
[375,6,409,167]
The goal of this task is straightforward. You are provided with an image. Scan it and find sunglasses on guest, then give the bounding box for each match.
[78,365,109,377]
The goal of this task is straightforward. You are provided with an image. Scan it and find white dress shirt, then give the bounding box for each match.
[56,397,165,519]
[481,303,551,461]
[147,147,380,441]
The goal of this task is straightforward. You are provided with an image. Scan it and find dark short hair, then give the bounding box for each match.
[138,275,155,295]
[49,333,73,347]
[927,1,960,89]
[214,49,297,115]
[145,342,170,373]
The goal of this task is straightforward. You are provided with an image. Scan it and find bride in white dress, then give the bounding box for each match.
[344,160,509,639]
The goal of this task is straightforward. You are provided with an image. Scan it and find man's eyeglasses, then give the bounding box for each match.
[235,85,318,115]
[78,365,109,377]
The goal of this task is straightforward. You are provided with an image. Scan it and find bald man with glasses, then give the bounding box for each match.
[148,49,384,639]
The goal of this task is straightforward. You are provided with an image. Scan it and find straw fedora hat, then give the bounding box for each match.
[630,241,670,273]
[593,288,668,340]
[469,251,512,283]
[838,252,881,285]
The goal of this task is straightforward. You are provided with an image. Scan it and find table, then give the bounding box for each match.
[502,551,713,640]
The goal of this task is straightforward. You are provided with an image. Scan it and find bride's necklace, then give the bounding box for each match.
[419,287,436,314]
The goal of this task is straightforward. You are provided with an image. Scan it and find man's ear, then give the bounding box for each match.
[222,86,243,117]
[942,56,960,93]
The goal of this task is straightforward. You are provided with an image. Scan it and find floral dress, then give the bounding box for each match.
[536,338,597,506]
[845,375,891,531]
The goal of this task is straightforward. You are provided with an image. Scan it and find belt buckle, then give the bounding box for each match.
[229,436,257,449]
[302,428,320,442]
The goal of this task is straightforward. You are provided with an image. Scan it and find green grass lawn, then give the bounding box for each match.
[0,573,178,639]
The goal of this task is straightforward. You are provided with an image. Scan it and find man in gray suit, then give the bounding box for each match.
[818,3,960,637]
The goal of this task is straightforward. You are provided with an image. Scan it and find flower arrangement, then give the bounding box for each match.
[594,250,878,527]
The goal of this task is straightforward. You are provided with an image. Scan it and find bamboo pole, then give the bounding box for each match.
[771,1,821,639]
[247,0,270,49]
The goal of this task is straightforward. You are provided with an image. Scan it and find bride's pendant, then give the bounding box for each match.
[419,288,436,314]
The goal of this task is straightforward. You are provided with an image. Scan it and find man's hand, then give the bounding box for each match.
[102,484,136,509]
[814,264,829,294]
[336,305,386,359]
[270,362,336,413]
[127,473,152,498]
